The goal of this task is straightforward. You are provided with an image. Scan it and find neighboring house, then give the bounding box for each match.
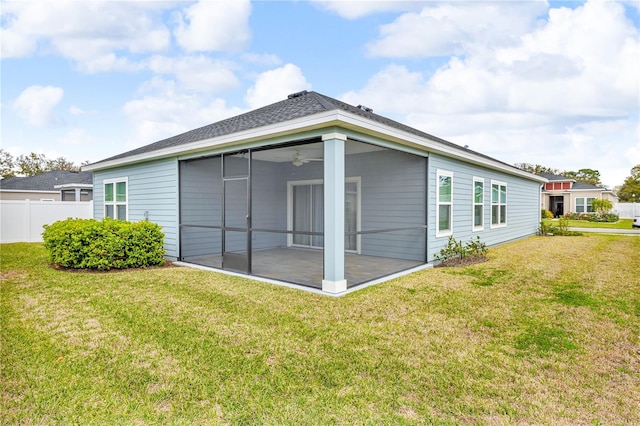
[84,91,545,294]
[0,170,93,201]
[539,172,618,217]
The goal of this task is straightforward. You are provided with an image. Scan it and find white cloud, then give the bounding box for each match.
[1,1,170,70]
[58,127,94,146]
[244,64,312,109]
[146,55,239,93]
[69,106,86,116]
[174,0,251,53]
[344,0,639,186]
[366,1,548,58]
[122,78,243,148]
[13,85,64,127]
[311,0,420,19]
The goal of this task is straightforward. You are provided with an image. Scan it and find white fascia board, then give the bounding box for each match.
[83,108,546,183]
[0,189,58,194]
[332,111,548,183]
[83,110,341,171]
[54,184,93,189]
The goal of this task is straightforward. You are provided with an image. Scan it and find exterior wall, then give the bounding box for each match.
[427,153,541,262]
[568,190,613,213]
[346,148,426,261]
[0,190,60,201]
[93,158,179,259]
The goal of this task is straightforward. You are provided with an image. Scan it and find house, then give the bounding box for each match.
[84,91,545,294]
[539,172,618,217]
[0,170,93,201]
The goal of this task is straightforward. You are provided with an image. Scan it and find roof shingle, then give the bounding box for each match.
[0,170,93,191]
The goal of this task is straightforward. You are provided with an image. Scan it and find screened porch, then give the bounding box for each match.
[178,138,428,291]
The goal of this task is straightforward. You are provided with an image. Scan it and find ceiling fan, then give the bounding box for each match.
[292,149,322,167]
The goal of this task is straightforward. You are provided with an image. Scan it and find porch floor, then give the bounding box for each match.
[182,247,424,289]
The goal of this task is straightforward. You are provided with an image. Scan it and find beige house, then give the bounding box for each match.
[0,170,93,201]
[540,172,618,217]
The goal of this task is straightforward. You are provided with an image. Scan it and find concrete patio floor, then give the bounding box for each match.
[182,247,425,289]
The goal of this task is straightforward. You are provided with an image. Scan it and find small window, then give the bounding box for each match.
[586,197,595,213]
[491,181,507,227]
[104,178,128,220]
[473,178,484,231]
[436,170,453,236]
[576,197,585,213]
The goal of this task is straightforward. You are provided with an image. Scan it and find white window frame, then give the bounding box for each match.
[436,169,453,237]
[286,177,361,253]
[491,180,507,228]
[104,177,128,220]
[576,197,596,213]
[472,177,484,232]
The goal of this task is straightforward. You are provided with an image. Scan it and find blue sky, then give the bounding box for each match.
[1,0,639,187]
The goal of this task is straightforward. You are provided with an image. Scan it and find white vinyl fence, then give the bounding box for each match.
[0,200,93,243]
[613,202,640,219]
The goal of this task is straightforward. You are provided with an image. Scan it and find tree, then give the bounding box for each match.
[563,168,602,186]
[16,153,49,177]
[616,164,640,202]
[48,156,81,172]
[514,163,561,175]
[3,151,86,177]
[0,149,15,178]
[591,199,613,215]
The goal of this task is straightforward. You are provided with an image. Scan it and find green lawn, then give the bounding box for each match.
[2,236,639,424]
[544,218,634,229]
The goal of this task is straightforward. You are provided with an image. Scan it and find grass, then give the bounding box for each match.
[2,235,639,424]
[544,218,635,229]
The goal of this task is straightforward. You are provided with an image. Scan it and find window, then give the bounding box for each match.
[491,181,507,227]
[104,178,128,220]
[473,178,484,231]
[436,170,453,236]
[576,197,595,213]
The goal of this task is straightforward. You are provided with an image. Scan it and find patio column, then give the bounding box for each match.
[322,132,347,293]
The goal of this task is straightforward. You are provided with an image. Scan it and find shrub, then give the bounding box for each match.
[541,209,554,219]
[42,218,165,270]
[591,199,613,215]
[434,235,488,266]
[538,220,582,237]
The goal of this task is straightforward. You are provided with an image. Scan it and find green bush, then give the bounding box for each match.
[434,235,488,264]
[42,218,165,270]
[541,209,554,219]
[538,219,582,237]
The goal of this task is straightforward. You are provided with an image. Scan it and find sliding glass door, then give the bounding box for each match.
[289,179,359,252]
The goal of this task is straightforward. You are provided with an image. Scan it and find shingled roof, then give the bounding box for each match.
[92,90,509,169]
[0,170,93,191]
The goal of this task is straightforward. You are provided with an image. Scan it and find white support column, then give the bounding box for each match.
[322,132,347,293]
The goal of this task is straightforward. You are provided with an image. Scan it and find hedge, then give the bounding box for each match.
[42,218,165,270]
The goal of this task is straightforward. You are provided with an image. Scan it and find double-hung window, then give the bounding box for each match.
[491,181,507,227]
[473,178,484,231]
[104,178,128,220]
[436,170,453,236]
[576,197,595,213]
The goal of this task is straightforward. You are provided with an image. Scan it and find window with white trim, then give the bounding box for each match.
[473,178,484,231]
[576,197,595,213]
[436,170,453,236]
[491,181,507,227]
[104,178,128,220]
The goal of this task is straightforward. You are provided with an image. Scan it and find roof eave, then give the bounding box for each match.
[83,109,547,183]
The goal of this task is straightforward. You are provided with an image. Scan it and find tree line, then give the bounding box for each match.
[0,149,89,178]
[515,162,640,203]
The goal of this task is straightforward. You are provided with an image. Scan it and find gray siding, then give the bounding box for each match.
[346,148,427,261]
[93,158,179,259]
[427,153,540,261]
